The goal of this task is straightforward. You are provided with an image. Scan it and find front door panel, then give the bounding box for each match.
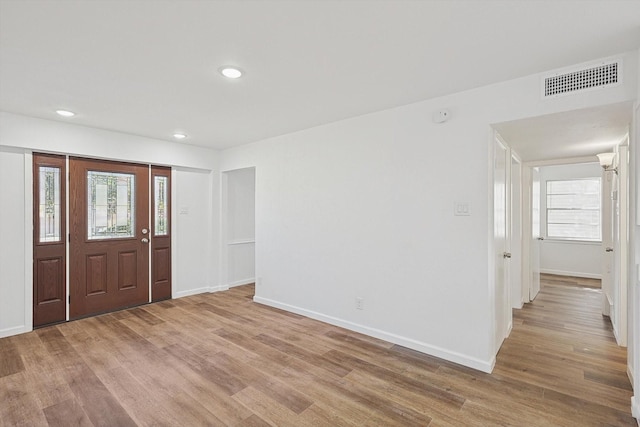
[69,158,149,319]
[33,153,67,326]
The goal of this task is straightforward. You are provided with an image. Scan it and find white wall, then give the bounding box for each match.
[538,163,603,279]
[221,51,638,373]
[0,147,30,337]
[630,48,640,421]
[223,167,256,287]
[173,168,218,297]
[0,113,220,338]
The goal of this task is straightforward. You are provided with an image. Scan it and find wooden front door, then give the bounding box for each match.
[33,153,67,327]
[69,157,150,319]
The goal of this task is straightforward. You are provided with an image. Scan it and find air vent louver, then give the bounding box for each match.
[544,60,620,97]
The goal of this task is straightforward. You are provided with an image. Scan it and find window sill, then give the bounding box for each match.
[542,238,602,246]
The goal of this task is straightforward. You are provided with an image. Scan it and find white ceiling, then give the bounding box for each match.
[494,102,633,163]
[1,1,639,151]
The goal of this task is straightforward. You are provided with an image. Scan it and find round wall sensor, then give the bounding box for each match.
[432,109,451,123]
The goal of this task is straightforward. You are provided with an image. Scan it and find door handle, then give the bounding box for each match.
[605,247,613,252]
[141,238,149,243]
[537,237,544,241]
[503,252,511,259]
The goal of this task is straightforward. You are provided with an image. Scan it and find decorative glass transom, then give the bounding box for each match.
[154,176,168,236]
[39,166,61,243]
[87,171,135,240]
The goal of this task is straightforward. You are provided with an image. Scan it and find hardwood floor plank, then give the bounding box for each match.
[0,337,25,378]
[163,344,248,395]
[0,276,634,426]
[65,364,137,427]
[0,372,49,426]
[42,399,93,427]
[254,333,353,377]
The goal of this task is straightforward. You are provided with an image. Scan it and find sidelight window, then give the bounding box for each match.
[38,166,62,242]
[154,176,168,236]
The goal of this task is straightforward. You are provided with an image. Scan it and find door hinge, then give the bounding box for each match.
[68,234,71,243]
[68,295,71,304]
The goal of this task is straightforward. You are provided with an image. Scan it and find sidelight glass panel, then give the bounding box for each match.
[154,176,168,236]
[39,166,61,242]
[87,171,135,239]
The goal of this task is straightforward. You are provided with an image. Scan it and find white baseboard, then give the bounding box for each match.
[253,295,495,374]
[540,269,601,279]
[0,325,30,339]
[174,285,227,299]
[631,395,640,424]
[228,278,255,288]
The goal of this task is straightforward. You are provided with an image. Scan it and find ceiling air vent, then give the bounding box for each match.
[543,59,621,98]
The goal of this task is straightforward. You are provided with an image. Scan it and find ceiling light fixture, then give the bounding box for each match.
[173,133,187,140]
[219,66,243,79]
[56,109,75,117]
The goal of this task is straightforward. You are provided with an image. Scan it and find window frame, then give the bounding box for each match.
[545,177,602,243]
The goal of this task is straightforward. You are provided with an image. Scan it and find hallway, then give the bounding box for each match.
[493,274,633,424]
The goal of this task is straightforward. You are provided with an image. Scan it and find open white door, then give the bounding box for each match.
[510,155,523,308]
[530,167,541,300]
[602,164,614,317]
[494,135,511,350]
[601,143,628,346]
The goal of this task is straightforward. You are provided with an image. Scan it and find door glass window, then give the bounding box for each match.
[39,166,61,242]
[154,176,168,236]
[87,171,135,239]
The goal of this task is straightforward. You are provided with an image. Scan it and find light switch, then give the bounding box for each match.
[454,202,471,216]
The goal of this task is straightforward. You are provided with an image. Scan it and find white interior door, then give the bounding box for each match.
[613,144,628,346]
[510,155,522,308]
[602,167,614,317]
[530,167,541,300]
[494,136,510,350]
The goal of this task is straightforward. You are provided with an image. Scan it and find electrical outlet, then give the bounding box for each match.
[355,297,364,310]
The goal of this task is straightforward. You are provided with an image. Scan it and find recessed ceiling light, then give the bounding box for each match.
[56,109,75,117]
[219,66,243,79]
[173,133,187,140]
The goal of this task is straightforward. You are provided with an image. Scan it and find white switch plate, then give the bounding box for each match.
[454,202,471,216]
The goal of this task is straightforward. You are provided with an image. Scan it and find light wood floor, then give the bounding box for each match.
[0,276,635,426]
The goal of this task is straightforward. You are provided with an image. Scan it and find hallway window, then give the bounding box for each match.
[546,178,601,241]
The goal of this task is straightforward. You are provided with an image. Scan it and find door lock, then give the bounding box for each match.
[141,228,148,235]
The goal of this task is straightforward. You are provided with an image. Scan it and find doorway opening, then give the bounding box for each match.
[221,167,256,297]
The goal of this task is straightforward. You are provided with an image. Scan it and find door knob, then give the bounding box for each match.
[503,252,512,259]
[606,247,613,252]
[141,238,149,243]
